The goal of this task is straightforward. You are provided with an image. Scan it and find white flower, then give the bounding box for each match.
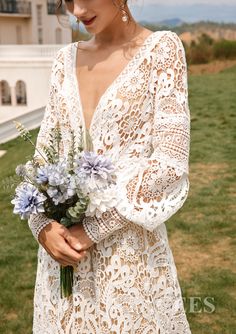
[85,186,119,218]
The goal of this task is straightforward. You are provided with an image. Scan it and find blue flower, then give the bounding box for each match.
[11,183,46,220]
[75,151,116,191]
[67,174,80,197]
[34,160,80,204]
[46,174,79,205]
[35,161,68,186]
[35,166,48,184]
[46,187,64,205]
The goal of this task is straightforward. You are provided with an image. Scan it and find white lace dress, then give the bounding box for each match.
[28,30,192,333]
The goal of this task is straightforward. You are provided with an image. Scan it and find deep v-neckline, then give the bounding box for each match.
[72,30,158,135]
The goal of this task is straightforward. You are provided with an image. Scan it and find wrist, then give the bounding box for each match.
[28,213,55,242]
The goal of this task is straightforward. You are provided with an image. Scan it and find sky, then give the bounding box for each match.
[128,0,236,23]
[138,0,236,5]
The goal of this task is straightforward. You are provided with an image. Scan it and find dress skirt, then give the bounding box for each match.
[32,220,191,334]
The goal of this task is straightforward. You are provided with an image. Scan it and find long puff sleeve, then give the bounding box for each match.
[27,49,65,242]
[82,31,191,241]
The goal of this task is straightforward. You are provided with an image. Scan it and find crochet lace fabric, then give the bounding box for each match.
[28,30,191,333]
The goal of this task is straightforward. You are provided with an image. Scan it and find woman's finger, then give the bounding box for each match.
[43,240,87,266]
[59,241,87,262]
[58,251,87,267]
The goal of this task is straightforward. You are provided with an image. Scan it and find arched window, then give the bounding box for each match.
[16,80,27,105]
[0,80,11,105]
[55,27,62,44]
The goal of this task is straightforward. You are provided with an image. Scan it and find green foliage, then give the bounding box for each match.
[166,65,236,332]
[213,39,236,60]
[41,122,62,164]
[67,195,90,223]
[185,35,236,64]
[67,129,77,172]
[13,121,32,141]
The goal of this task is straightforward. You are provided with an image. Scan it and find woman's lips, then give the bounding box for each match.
[82,16,96,26]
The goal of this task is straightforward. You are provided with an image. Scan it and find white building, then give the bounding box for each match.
[0,44,65,117]
[0,0,71,44]
[0,0,72,143]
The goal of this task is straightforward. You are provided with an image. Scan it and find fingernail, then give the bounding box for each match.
[74,243,82,251]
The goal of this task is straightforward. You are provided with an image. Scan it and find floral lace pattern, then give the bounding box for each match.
[82,207,130,243]
[28,213,55,241]
[28,30,191,333]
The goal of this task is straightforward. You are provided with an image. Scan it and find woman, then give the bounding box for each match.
[28,0,192,333]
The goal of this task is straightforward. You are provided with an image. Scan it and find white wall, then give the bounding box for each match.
[0,45,66,122]
[30,0,71,44]
[0,16,31,44]
[0,59,52,113]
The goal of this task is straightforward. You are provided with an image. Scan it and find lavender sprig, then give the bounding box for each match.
[13,121,47,164]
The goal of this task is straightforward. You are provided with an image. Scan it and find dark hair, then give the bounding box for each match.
[57,0,72,7]
[57,0,129,7]
[56,0,62,12]
[56,0,74,16]
[56,0,62,8]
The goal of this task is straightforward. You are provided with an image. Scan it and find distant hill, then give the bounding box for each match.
[158,18,185,27]
[178,22,236,44]
[130,3,236,24]
[168,21,236,44]
[139,18,186,29]
[139,20,236,44]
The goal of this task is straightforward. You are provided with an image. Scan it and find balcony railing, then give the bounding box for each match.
[0,0,31,15]
[47,0,66,15]
[0,45,66,59]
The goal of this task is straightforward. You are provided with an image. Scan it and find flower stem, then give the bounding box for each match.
[60,265,74,298]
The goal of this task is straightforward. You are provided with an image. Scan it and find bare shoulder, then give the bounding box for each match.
[140,27,155,36]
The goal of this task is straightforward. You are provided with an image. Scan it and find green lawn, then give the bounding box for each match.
[0,65,235,333]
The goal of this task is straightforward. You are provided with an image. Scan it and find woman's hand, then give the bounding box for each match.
[65,223,95,251]
[38,220,87,267]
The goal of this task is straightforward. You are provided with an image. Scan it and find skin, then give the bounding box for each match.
[38,220,93,268]
[71,0,153,128]
[39,0,153,267]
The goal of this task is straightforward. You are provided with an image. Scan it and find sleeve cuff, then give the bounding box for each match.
[28,213,55,242]
[82,207,130,243]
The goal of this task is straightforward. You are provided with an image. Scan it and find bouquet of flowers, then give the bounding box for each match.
[11,121,119,298]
